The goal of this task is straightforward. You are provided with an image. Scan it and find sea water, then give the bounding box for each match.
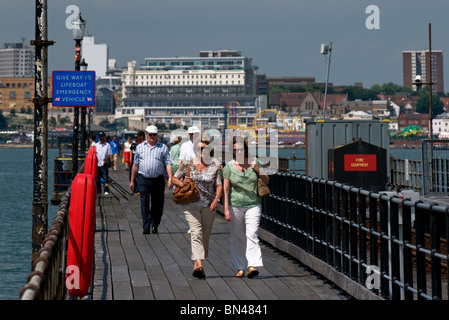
[0,148,58,300]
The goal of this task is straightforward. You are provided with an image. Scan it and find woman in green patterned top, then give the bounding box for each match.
[222,136,269,278]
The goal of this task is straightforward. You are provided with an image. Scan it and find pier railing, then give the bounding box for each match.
[19,191,70,300]
[20,152,448,300]
[261,172,448,300]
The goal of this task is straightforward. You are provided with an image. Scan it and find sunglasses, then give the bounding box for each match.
[147,133,157,136]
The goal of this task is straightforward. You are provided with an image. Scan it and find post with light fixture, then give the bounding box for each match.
[80,58,88,153]
[71,12,86,179]
[413,24,436,140]
[414,23,437,194]
[321,42,332,119]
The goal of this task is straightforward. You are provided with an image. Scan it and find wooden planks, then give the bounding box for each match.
[91,167,348,301]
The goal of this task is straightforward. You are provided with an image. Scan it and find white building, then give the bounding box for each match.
[0,42,35,77]
[117,50,263,129]
[82,36,108,78]
[433,116,449,136]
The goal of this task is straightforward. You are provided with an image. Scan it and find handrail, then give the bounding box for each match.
[261,172,449,300]
[20,191,71,300]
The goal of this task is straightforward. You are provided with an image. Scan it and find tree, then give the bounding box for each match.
[415,88,444,116]
[0,111,7,129]
[49,116,57,127]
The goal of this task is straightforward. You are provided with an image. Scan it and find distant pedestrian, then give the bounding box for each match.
[179,125,200,163]
[89,133,96,146]
[169,136,182,174]
[124,135,133,170]
[109,135,120,171]
[222,136,269,278]
[85,133,96,154]
[171,137,222,279]
[95,132,112,195]
[130,125,173,234]
[129,131,145,192]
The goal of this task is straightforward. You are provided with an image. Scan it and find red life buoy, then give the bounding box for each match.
[66,173,97,298]
[84,145,98,180]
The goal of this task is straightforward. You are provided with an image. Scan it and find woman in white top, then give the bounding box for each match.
[123,136,133,170]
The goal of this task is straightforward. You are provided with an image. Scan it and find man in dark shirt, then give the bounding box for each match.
[129,130,145,193]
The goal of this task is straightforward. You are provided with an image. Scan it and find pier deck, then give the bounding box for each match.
[91,166,349,301]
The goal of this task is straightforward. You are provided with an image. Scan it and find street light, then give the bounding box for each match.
[80,58,88,153]
[321,42,332,119]
[413,23,436,140]
[71,12,86,178]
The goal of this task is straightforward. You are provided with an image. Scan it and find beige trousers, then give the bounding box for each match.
[184,206,217,261]
[111,153,118,170]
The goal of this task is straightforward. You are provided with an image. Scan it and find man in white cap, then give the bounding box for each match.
[179,125,200,163]
[95,131,112,195]
[130,125,173,234]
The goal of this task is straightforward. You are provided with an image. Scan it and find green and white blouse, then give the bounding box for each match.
[222,160,261,208]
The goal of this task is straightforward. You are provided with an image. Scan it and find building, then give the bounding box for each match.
[117,50,263,129]
[269,92,347,118]
[82,36,108,78]
[0,42,35,77]
[397,112,429,133]
[403,50,444,93]
[0,77,35,111]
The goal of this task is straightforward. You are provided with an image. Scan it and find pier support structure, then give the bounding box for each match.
[31,0,54,261]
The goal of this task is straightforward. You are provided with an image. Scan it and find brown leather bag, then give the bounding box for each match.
[257,176,270,197]
[172,164,199,204]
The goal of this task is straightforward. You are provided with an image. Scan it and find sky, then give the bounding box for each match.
[2,0,449,92]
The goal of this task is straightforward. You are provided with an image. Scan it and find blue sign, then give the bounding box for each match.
[52,71,96,107]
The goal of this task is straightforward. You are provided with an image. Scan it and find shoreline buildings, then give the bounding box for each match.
[117,50,264,129]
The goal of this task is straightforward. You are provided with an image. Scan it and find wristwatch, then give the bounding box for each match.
[215,198,220,202]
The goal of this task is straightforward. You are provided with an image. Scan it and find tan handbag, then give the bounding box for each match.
[172,164,199,204]
[257,174,270,197]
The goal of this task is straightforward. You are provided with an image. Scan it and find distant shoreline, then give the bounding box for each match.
[0,144,33,148]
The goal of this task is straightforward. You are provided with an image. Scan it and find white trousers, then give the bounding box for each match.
[184,207,216,261]
[229,204,263,270]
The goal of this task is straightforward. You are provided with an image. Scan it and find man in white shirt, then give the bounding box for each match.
[95,132,112,195]
[130,125,173,234]
[179,125,200,163]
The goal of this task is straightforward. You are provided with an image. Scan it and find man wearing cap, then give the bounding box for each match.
[179,125,200,163]
[130,125,173,234]
[95,132,112,195]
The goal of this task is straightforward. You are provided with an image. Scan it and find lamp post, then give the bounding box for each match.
[80,58,88,154]
[321,42,332,119]
[413,24,436,140]
[71,12,86,179]
[414,23,437,194]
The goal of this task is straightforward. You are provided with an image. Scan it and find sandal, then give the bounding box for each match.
[235,270,245,278]
[247,266,259,279]
[193,267,206,279]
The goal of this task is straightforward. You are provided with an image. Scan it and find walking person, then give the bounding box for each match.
[169,136,182,174]
[222,137,269,278]
[130,125,173,234]
[123,135,133,170]
[94,132,112,195]
[129,131,145,193]
[179,125,200,163]
[109,135,120,171]
[171,138,222,279]
[85,133,96,154]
